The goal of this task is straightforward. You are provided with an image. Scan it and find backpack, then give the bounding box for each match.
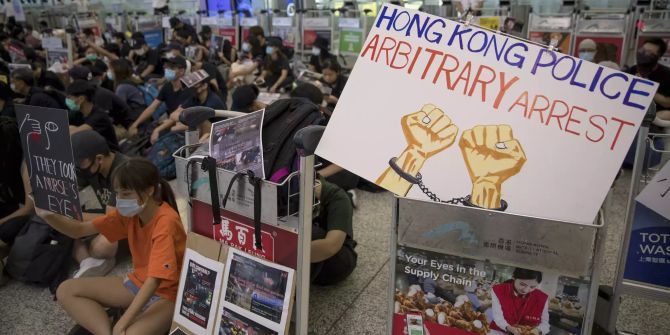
[137,84,167,121]
[262,98,324,216]
[5,215,73,294]
[147,132,185,180]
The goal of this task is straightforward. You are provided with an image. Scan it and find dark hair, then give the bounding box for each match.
[248,26,265,38]
[66,80,96,101]
[313,36,330,54]
[111,157,178,211]
[82,28,95,37]
[175,29,191,40]
[322,59,341,73]
[291,83,323,105]
[0,117,24,205]
[112,32,125,41]
[644,37,668,57]
[110,59,140,87]
[512,268,543,282]
[11,68,34,86]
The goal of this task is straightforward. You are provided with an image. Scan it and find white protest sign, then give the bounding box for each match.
[316,4,658,224]
[636,161,670,220]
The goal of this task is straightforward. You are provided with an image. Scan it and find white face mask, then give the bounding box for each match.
[116,197,145,217]
[242,42,250,52]
[312,47,321,56]
[165,51,176,59]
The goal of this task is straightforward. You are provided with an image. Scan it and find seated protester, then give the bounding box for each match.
[311,176,357,285]
[308,36,337,73]
[108,59,147,121]
[70,130,129,277]
[321,59,348,111]
[163,75,227,143]
[169,17,199,45]
[247,26,267,61]
[229,41,259,86]
[200,26,213,43]
[257,38,294,93]
[35,157,186,335]
[0,117,29,223]
[0,33,12,62]
[231,84,264,113]
[289,83,360,193]
[111,32,131,58]
[128,35,163,80]
[193,60,228,105]
[175,28,204,62]
[69,66,133,128]
[10,68,64,109]
[66,80,119,151]
[219,39,237,66]
[73,45,109,73]
[129,56,194,137]
[32,60,65,91]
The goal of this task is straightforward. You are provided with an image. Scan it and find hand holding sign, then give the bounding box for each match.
[459,125,526,209]
[377,104,458,196]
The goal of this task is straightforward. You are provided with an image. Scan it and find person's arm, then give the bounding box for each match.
[151,118,176,144]
[129,99,162,136]
[538,299,550,335]
[317,164,343,178]
[270,69,288,93]
[140,64,156,79]
[654,93,670,107]
[311,229,347,263]
[113,277,162,335]
[34,206,99,239]
[69,123,93,135]
[169,105,184,122]
[491,289,518,334]
[308,64,316,72]
[87,42,119,61]
[0,163,34,225]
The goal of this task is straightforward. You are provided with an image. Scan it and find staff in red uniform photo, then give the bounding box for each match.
[489,268,550,335]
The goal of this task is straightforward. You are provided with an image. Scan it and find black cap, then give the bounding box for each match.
[66,80,95,99]
[71,130,110,163]
[68,66,92,81]
[164,55,187,68]
[131,37,146,49]
[169,17,181,29]
[231,85,260,111]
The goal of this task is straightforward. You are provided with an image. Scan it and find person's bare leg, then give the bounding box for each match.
[89,234,118,259]
[56,277,135,335]
[124,299,175,335]
[73,239,91,264]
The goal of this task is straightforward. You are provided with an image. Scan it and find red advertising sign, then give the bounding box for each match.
[219,28,237,48]
[241,28,251,44]
[573,35,624,64]
[192,200,298,269]
[303,30,331,49]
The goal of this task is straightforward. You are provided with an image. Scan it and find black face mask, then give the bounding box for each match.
[77,160,100,179]
[637,50,659,67]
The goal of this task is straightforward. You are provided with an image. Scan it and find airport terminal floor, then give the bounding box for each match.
[1,0,670,334]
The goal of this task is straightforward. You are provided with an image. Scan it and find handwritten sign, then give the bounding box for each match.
[316,4,658,224]
[16,105,82,220]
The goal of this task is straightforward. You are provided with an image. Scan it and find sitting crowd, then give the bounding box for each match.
[0,16,374,335]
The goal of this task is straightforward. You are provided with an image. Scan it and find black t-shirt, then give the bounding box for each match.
[309,54,337,73]
[329,75,348,99]
[77,152,128,211]
[38,70,66,91]
[134,48,164,77]
[315,176,355,246]
[27,87,62,109]
[201,61,228,105]
[182,90,226,110]
[628,64,670,109]
[70,106,119,151]
[93,86,132,127]
[264,55,294,88]
[157,82,195,113]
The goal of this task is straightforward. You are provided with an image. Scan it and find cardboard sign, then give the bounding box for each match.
[181,69,210,88]
[217,249,294,334]
[16,105,82,220]
[636,161,670,220]
[315,4,658,224]
[173,249,225,335]
[42,37,64,51]
[47,48,69,68]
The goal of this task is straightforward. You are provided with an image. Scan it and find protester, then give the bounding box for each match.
[69,65,133,128]
[169,17,198,44]
[629,38,670,118]
[577,39,596,62]
[129,56,194,137]
[70,130,130,278]
[35,157,186,335]
[247,26,267,60]
[32,60,65,91]
[108,59,147,120]
[309,36,337,73]
[11,67,64,109]
[257,38,294,93]
[320,59,348,110]
[231,84,263,113]
[128,34,163,80]
[0,77,15,117]
[66,80,119,150]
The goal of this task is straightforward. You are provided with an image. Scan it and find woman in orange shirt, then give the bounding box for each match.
[36,157,186,335]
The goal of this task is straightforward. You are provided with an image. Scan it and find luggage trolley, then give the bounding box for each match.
[173,119,324,334]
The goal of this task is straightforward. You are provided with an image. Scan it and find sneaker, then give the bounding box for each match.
[74,257,116,278]
[347,189,358,209]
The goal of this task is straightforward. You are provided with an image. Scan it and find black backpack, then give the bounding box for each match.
[5,215,73,294]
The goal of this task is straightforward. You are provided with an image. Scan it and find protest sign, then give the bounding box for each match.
[636,161,670,220]
[174,249,225,335]
[16,105,82,220]
[181,69,210,88]
[47,48,69,68]
[218,249,294,334]
[315,4,658,224]
[210,110,265,178]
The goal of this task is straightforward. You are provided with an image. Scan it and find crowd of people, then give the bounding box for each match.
[0,15,362,335]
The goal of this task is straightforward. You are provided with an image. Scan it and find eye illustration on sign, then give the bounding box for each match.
[376,104,526,210]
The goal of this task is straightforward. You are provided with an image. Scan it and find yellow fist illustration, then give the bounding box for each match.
[402,104,459,158]
[459,125,526,209]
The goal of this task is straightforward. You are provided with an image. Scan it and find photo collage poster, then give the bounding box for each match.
[209,109,265,178]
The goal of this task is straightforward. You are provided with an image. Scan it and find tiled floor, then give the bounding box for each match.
[1,171,669,334]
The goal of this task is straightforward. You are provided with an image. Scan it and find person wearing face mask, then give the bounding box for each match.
[129,56,194,138]
[257,38,294,93]
[35,157,186,335]
[577,38,597,63]
[218,38,237,66]
[320,59,348,111]
[70,130,129,278]
[32,60,65,91]
[66,80,119,150]
[10,67,63,109]
[69,65,133,129]
[629,38,670,117]
[129,35,164,80]
[229,39,260,86]
[112,32,131,58]
[489,268,550,335]
[169,17,199,45]
[248,26,267,60]
[308,36,337,73]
